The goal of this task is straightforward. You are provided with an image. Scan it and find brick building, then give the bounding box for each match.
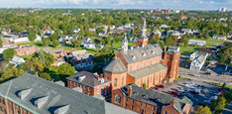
[104,19,180,91]
[111,84,192,114]
[14,45,35,56]
[0,74,136,114]
[66,71,111,97]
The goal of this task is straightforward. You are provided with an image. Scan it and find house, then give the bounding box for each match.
[180,29,193,35]
[66,71,111,97]
[81,37,104,49]
[167,30,181,39]
[220,17,227,22]
[151,30,161,38]
[10,56,25,66]
[159,24,170,29]
[58,35,70,43]
[188,39,206,46]
[0,74,136,114]
[212,35,227,40]
[124,23,134,28]
[14,45,35,56]
[112,83,192,114]
[227,31,232,38]
[70,50,94,70]
[41,48,66,66]
[109,25,116,30]
[87,28,96,32]
[190,51,208,71]
[104,19,180,94]
[72,28,80,34]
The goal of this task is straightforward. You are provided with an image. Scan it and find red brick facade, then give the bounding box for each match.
[0,96,32,114]
[14,45,35,56]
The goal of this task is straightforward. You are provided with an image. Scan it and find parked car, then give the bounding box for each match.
[222,87,230,91]
[203,100,211,105]
[184,93,193,99]
[190,89,199,94]
[193,74,200,77]
[156,85,164,88]
[214,91,221,96]
[178,87,185,92]
[210,96,218,102]
[170,91,179,97]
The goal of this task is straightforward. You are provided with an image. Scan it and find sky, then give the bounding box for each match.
[1,0,232,10]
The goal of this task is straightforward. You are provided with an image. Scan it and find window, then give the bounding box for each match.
[153,106,155,110]
[144,79,146,83]
[88,87,90,91]
[145,104,147,107]
[97,87,99,91]
[74,82,76,86]
[0,107,3,112]
[122,77,124,85]
[164,111,167,114]
[126,98,128,101]
[114,78,117,87]
[84,85,86,89]
[114,94,121,104]
[88,93,90,96]
[125,103,127,106]
[140,102,142,105]
[131,105,134,109]
[132,100,134,103]
[70,81,73,85]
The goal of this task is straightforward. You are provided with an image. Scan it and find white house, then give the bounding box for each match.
[159,24,170,29]
[167,30,181,39]
[81,37,104,49]
[9,37,29,43]
[180,29,193,35]
[34,35,42,42]
[10,56,25,66]
[212,35,227,40]
[188,39,206,47]
[152,30,161,38]
[72,28,80,34]
[124,23,134,28]
[190,51,208,71]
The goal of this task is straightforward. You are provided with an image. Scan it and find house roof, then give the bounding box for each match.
[120,44,163,64]
[104,57,127,74]
[120,84,192,113]
[11,56,24,64]
[0,74,136,114]
[66,71,111,87]
[71,50,88,56]
[166,46,180,54]
[128,63,168,79]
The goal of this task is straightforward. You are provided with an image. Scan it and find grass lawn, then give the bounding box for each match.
[113,42,136,50]
[18,42,44,47]
[20,54,34,60]
[180,45,201,55]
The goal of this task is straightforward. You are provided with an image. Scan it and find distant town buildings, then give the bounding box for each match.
[180,12,187,20]
[218,7,227,12]
[150,8,171,14]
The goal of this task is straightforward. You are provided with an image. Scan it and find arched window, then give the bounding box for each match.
[114,78,117,87]
[114,94,121,103]
[122,77,124,85]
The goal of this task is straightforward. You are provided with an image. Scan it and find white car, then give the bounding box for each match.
[193,74,200,77]
[210,96,218,101]
[204,100,211,105]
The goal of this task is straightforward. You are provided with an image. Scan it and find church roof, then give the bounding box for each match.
[121,44,163,64]
[104,57,127,74]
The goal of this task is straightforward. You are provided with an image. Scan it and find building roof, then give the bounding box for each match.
[128,63,168,79]
[120,44,163,64]
[166,46,180,54]
[104,57,127,74]
[120,84,192,113]
[71,50,88,56]
[0,74,136,114]
[66,71,111,87]
[11,56,24,65]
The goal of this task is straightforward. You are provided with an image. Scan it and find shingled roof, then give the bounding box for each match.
[120,84,192,113]
[104,57,127,74]
[120,44,163,64]
[0,74,136,114]
[66,71,111,87]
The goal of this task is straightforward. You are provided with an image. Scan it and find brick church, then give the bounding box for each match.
[103,19,192,114]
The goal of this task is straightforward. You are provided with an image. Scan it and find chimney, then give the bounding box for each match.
[96,75,99,81]
[100,74,103,78]
[170,100,176,106]
[128,86,132,97]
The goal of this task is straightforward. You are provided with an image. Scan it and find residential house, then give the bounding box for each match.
[14,45,35,56]
[70,50,94,70]
[180,29,193,35]
[112,83,192,114]
[212,35,227,40]
[72,28,80,34]
[151,30,161,38]
[159,24,170,29]
[227,31,232,38]
[42,26,54,37]
[124,23,134,28]
[109,25,116,30]
[66,71,111,97]
[167,30,181,39]
[58,35,70,43]
[10,56,25,66]
[190,51,208,71]
[81,37,104,49]
[0,74,136,114]
[188,39,206,47]
[41,48,66,66]
[87,28,96,32]
[220,17,227,22]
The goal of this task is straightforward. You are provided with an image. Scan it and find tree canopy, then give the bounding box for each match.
[195,106,211,114]
[28,32,36,42]
[39,72,51,81]
[2,48,16,61]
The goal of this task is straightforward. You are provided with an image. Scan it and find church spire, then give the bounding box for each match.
[121,34,128,51]
[136,18,148,47]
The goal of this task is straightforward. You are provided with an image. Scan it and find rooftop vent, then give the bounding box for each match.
[143,95,148,98]
[133,92,139,95]
[18,88,32,100]
[132,55,136,60]
[142,53,146,57]
[54,105,69,114]
[34,96,49,109]
[78,76,86,82]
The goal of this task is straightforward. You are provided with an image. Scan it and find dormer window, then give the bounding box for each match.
[132,55,136,60]
[100,79,105,84]
[151,51,155,54]
[142,53,146,57]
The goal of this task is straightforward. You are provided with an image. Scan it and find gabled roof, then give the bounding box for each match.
[66,71,111,87]
[120,84,192,113]
[0,74,136,114]
[104,57,127,74]
[120,44,163,64]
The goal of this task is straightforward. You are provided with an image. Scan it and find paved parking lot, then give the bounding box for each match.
[155,78,219,107]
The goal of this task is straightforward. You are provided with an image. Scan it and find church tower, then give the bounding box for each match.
[121,34,128,51]
[136,18,148,47]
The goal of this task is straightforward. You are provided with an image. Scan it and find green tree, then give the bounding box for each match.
[0,67,25,82]
[164,37,173,46]
[71,39,81,48]
[39,72,51,81]
[34,51,55,67]
[52,40,59,48]
[149,38,158,44]
[57,63,75,76]
[42,38,50,46]
[195,106,211,114]
[210,96,226,111]
[2,48,16,61]
[50,33,58,42]
[143,83,147,89]
[0,36,2,48]
[28,32,36,42]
